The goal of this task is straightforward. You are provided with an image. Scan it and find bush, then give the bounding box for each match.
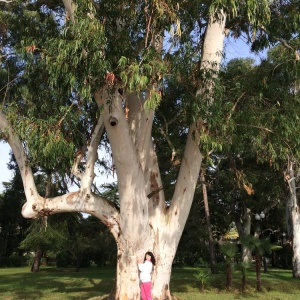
[56,251,73,268]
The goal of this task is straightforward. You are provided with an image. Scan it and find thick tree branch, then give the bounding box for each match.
[1,107,120,236]
[259,25,299,61]
[94,87,149,238]
[0,110,41,218]
[170,9,226,229]
[126,92,155,171]
[125,93,166,216]
[34,192,120,239]
[169,122,203,216]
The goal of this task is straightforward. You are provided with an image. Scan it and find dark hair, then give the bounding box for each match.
[144,251,156,266]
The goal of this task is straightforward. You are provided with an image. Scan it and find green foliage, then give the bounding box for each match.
[194,267,211,291]
[20,213,117,269]
[100,182,119,207]
[210,0,271,25]
[19,217,69,253]
[0,255,28,267]
[118,50,166,109]
[45,1,109,100]
[2,0,292,178]
[240,235,275,256]
[220,242,238,262]
[0,168,31,258]
[56,250,74,268]
[252,0,300,51]
[209,53,300,168]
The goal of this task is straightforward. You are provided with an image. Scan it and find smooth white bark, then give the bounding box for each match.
[236,208,252,263]
[286,162,300,277]
[0,111,41,218]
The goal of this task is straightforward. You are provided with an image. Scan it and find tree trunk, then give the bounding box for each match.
[201,169,217,274]
[97,10,226,299]
[241,269,246,293]
[225,262,232,291]
[255,255,262,291]
[109,234,176,300]
[285,161,300,278]
[292,209,300,277]
[31,248,43,272]
[262,256,267,273]
[236,208,252,263]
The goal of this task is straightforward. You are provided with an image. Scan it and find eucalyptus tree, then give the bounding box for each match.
[217,44,300,275]
[266,46,300,277]
[204,149,285,263]
[0,0,272,299]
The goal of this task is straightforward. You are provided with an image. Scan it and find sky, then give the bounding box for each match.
[0,37,267,193]
[0,142,12,192]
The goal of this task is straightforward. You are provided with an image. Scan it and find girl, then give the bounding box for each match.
[137,251,156,300]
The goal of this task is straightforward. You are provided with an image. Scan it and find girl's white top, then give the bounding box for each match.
[138,260,153,282]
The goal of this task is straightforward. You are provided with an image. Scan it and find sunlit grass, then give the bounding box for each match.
[0,265,299,299]
[171,266,300,299]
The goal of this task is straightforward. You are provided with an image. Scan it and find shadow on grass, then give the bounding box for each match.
[0,267,115,300]
[1,266,300,300]
[170,266,300,299]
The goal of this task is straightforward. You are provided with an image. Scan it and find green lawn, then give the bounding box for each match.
[0,266,299,300]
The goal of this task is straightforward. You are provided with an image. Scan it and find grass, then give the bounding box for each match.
[0,265,299,300]
[171,266,300,300]
[0,266,113,300]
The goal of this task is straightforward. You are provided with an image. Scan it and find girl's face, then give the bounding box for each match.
[145,254,151,261]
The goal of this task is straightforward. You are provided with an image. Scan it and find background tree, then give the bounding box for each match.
[20,216,67,271]
[218,49,300,274]
[225,0,300,275]
[240,235,279,291]
[220,242,238,291]
[0,171,29,258]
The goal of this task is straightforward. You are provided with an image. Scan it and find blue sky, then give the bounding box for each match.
[0,142,12,192]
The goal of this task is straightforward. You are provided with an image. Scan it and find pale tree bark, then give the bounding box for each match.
[0,8,226,300]
[62,0,76,23]
[236,207,252,263]
[285,160,300,278]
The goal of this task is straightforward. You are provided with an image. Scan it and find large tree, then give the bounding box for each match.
[0,0,272,299]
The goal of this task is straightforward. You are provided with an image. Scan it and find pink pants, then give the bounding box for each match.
[140,281,152,300]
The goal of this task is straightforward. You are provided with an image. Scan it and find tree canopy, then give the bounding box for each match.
[0,0,299,299]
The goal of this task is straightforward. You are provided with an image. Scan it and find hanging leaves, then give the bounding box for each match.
[118,49,166,109]
[44,1,109,101]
